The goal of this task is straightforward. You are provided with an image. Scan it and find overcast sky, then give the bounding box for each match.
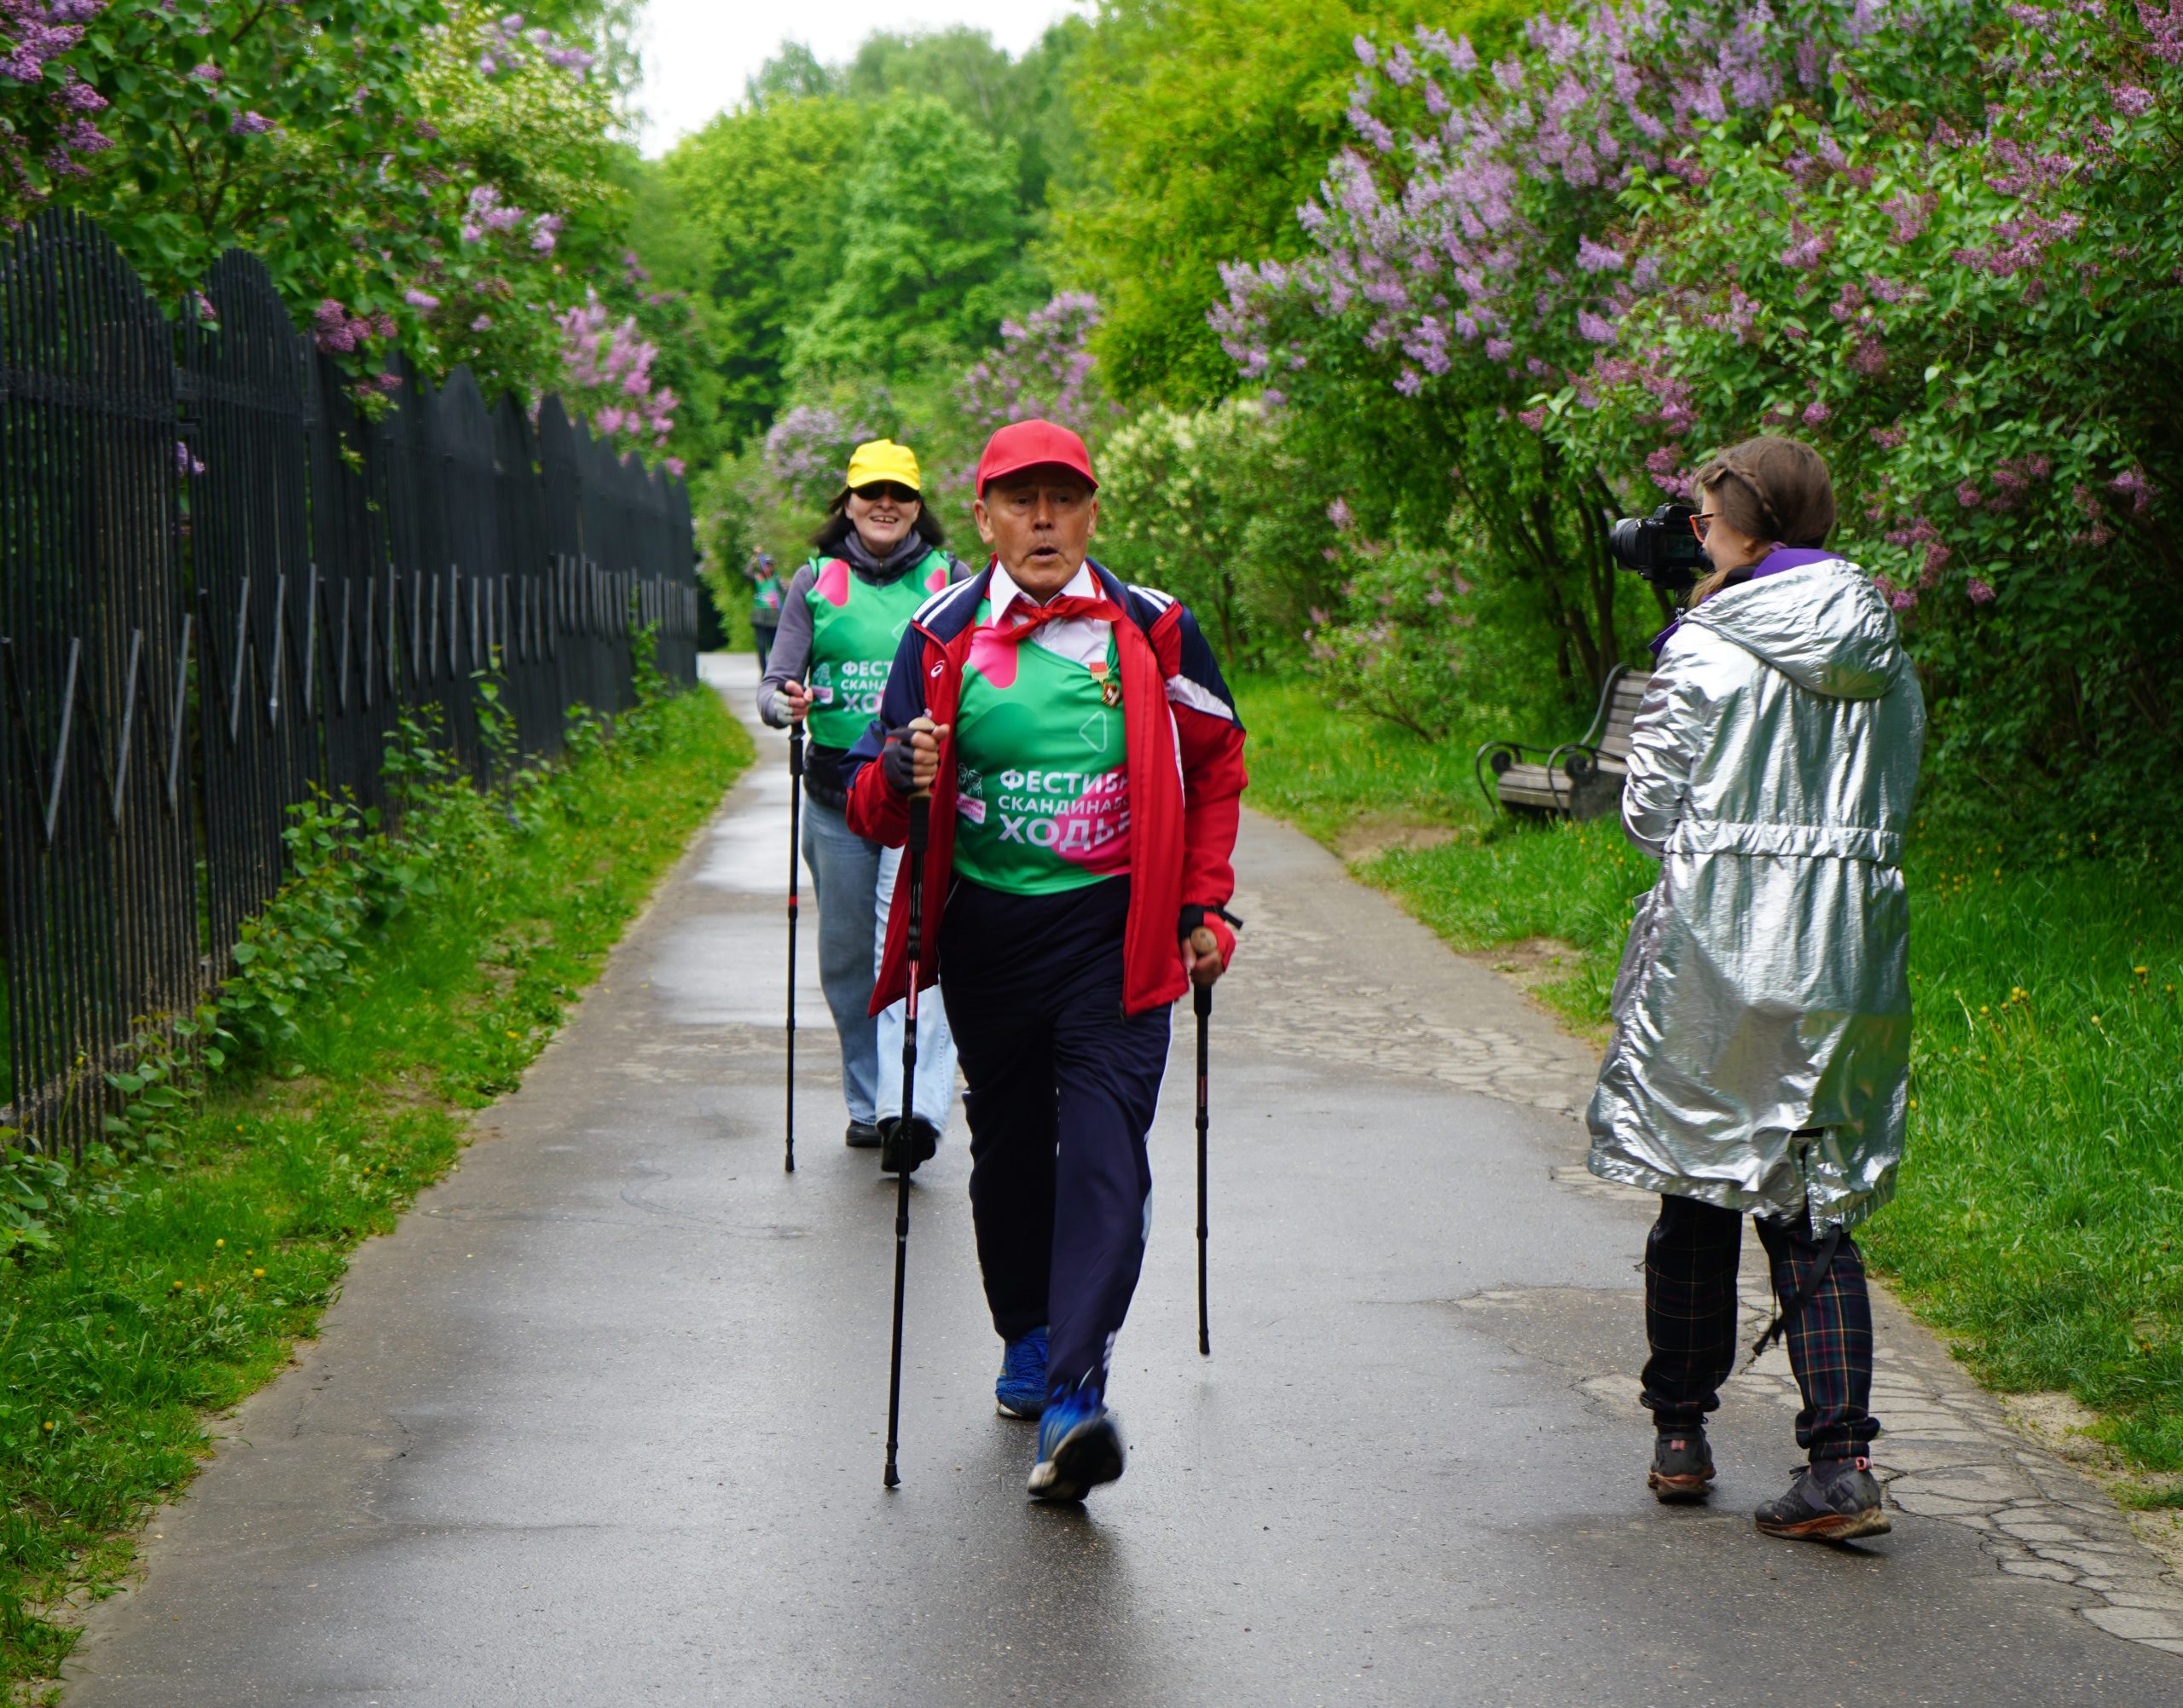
[635,0,1090,157]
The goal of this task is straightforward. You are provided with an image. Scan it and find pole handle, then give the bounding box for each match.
[1189,926,1217,1016]
[904,715,947,808]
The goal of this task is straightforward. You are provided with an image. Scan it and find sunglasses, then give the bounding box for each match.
[1688,512,1717,543]
[853,482,919,505]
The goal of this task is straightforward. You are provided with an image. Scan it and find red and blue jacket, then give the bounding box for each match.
[845,559,1248,1018]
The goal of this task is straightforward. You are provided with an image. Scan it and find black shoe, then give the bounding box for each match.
[844,1120,881,1149]
[1755,1456,1891,1542]
[1647,1429,1716,1502]
[878,1115,939,1176]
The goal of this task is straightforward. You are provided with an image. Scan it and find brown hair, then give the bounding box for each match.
[1689,436,1836,604]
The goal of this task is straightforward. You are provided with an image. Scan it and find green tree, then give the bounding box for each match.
[787,96,1041,380]
[743,40,836,107]
[841,22,1088,211]
[646,95,863,444]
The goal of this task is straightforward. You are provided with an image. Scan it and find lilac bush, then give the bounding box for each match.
[956,292,1118,439]
[1213,0,2183,820]
[0,0,113,207]
[761,404,876,507]
[1301,512,1477,740]
[557,287,680,462]
[4,3,622,407]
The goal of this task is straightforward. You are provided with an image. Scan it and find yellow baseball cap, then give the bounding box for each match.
[843,438,922,493]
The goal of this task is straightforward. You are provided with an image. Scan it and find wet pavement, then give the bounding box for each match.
[61,656,2183,1705]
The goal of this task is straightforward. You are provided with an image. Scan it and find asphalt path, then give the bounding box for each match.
[61,655,2183,1705]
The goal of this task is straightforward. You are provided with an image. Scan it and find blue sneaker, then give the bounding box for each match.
[1027,1387,1125,1502]
[995,1328,1049,1420]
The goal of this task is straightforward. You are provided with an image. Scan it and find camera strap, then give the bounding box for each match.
[1746,1224,1843,1369]
[1743,1127,1844,1369]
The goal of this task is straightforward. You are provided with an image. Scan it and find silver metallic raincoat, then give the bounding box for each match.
[1586,552,1925,1228]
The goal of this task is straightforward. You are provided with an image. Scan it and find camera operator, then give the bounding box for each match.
[1587,437,1925,1542]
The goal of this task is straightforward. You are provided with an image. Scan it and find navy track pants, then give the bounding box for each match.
[938,874,1171,1400]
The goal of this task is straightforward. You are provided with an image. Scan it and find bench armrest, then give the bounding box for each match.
[1474,738,1556,812]
[1545,741,1601,781]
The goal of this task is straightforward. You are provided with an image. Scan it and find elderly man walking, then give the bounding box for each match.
[846,419,1247,1502]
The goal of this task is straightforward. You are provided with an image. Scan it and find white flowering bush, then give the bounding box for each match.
[1096,399,1342,668]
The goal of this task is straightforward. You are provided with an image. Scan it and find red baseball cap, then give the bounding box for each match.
[974,419,1097,495]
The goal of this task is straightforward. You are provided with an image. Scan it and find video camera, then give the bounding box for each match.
[1607,503,1705,595]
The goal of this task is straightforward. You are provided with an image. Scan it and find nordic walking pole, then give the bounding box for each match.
[785,717,804,1173]
[1191,926,1218,1358]
[884,716,940,1489]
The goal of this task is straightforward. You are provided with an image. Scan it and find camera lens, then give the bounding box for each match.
[1607,516,1649,570]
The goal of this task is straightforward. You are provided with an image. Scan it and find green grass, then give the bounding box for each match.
[1235,672,2183,1480]
[0,686,751,1693]
[1235,675,1502,846]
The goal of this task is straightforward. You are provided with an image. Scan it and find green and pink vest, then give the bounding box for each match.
[802,549,953,750]
[952,601,1131,895]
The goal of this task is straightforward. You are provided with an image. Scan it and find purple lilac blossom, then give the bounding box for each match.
[1779,219,1830,270]
[1880,192,1932,244]
[1576,234,1623,272]
[2110,466,2155,512]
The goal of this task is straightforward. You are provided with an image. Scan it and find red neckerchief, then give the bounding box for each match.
[990,591,1120,641]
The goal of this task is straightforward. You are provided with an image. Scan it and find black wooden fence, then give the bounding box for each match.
[0,209,702,1159]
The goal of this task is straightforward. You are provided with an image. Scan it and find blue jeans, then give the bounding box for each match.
[800,796,956,1130]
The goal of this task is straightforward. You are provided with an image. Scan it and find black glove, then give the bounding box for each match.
[1178,903,1245,942]
[881,725,919,797]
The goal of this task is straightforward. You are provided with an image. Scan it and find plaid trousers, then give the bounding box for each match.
[1641,1191,1879,1462]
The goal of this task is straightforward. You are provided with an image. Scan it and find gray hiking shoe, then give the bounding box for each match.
[1647,1429,1716,1502]
[1754,1456,1891,1542]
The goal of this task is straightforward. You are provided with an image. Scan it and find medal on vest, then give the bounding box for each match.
[1089,658,1121,708]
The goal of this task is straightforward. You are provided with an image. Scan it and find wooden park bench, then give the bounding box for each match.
[1474,663,1652,820]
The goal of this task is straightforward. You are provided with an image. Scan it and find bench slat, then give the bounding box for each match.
[1495,763,1565,809]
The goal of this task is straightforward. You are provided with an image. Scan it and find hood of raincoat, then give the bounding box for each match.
[1682,555,1905,702]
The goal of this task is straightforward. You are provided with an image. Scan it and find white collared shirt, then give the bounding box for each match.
[986,562,1109,669]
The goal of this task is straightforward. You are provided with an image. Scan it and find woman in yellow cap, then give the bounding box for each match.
[759,440,966,1172]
